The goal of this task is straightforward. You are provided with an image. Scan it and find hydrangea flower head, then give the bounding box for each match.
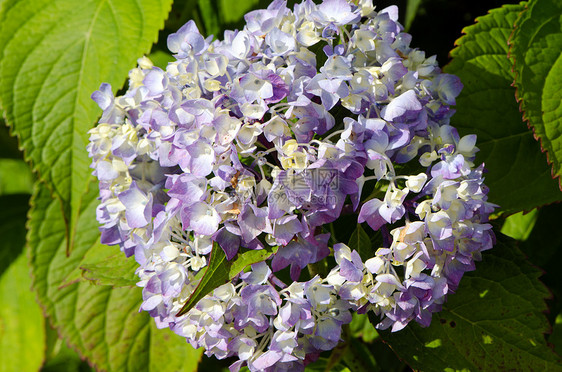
[88,1,495,370]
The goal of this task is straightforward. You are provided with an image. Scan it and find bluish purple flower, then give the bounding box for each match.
[88,0,495,368]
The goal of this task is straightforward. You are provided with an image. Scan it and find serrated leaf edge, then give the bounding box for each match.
[444,2,561,215]
[19,0,175,368]
[24,181,93,370]
[507,0,562,191]
[445,3,526,65]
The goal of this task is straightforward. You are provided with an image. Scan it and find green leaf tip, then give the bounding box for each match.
[177,242,279,316]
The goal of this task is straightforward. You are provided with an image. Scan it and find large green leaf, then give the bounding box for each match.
[511,0,562,189]
[0,0,173,251]
[445,3,562,213]
[379,234,562,371]
[28,182,203,372]
[178,242,279,316]
[0,253,46,372]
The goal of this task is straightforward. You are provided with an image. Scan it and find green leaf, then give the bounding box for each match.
[349,313,378,344]
[0,253,46,372]
[59,241,138,288]
[163,0,201,35]
[347,224,376,262]
[56,240,139,288]
[500,209,538,241]
[404,0,423,32]
[147,321,202,371]
[445,3,562,213]
[28,181,203,372]
[218,0,261,25]
[0,159,33,195]
[80,249,139,287]
[148,50,175,70]
[0,194,29,277]
[0,0,173,252]
[511,0,562,189]
[178,242,279,316]
[196,0,265,39]
[379,234,562,371]
[198,0,221,37]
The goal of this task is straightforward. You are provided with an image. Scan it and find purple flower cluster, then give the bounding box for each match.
[87,0,495,370]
